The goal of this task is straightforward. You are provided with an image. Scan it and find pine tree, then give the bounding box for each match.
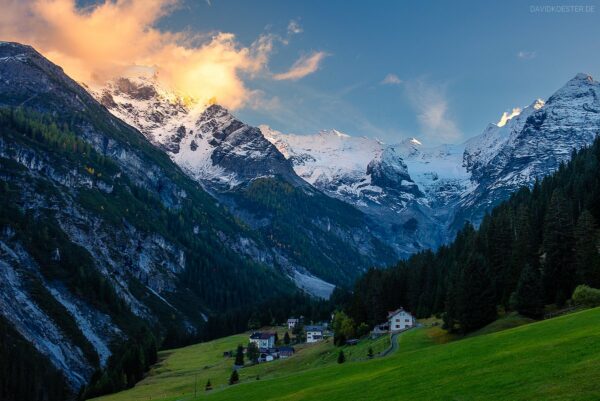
[487,209,514,305]
[283,331,291,345]
[442,265,460,331]
[543,190,576,304]
[337,350,345,364]
[205,379,212,391]
[367,347,374,359]
[574,210,600,287]
[456,253,497,333]
[234,345,244,367]
[229,370,239,385]
[246,342,259,364]
[514,264,544,318]
[511,205,536,285]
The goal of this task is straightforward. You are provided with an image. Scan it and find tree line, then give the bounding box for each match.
[344,135,600,333]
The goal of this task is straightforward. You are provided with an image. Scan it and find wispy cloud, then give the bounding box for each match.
[517,50,536,60]
[287,20,303,35]
[273,51,328,81]
[404,79,460,143]
[381,73,402,85]
[246,82,393,141]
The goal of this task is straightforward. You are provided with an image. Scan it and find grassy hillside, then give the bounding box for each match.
[93,308,600,401]
[91,327,389,401]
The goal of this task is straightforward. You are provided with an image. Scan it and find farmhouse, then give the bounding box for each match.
[287,317,300,329]
[305,325,324,343]
[249,332,276,349]
[388,308,415,332]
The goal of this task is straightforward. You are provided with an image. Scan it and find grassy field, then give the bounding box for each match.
[92,327,389,401]
[93,308,600,401]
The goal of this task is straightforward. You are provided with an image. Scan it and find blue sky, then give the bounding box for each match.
[138,1,600,144]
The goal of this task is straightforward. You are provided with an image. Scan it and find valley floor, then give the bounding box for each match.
[92,308,600,401]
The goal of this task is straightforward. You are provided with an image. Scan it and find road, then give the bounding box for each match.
[378,329,409,357]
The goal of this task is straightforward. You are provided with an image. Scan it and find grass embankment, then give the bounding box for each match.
[210,308,600,400]
[94,308,600,401]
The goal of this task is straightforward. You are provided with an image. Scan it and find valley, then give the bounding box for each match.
[1,2,600,399]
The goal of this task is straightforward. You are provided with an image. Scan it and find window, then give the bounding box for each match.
[405,319,410,322]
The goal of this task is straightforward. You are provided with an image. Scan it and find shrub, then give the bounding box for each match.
[572,285,600,307]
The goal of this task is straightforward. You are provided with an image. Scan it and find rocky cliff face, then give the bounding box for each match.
[93,76,399,286]
[95,77,301,189]
[0,42,297,393]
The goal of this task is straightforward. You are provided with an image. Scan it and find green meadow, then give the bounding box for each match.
[93,308,600,401]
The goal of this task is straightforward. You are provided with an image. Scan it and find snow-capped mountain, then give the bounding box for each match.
[463,99,545,182]
[95,77,300,189]
[93,76,399,293]
[93,72,600,259]
[262,127,461,254]
[262,127,421,209]
[454,73,600,229]
[261,73,600,246]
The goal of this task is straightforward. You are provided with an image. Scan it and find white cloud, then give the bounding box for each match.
[287,20,303,35]
[404,79,460,143]
[273,51,328,81]
[381,73,402,85]
[517,50,536,60]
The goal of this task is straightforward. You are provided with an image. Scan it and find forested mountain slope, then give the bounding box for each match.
[0,41,299,398]
[348,134,600,332]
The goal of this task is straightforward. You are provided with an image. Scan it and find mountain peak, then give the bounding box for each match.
[319,129,350,138]
[573,72,594,82]
[531,98,545,110]
[202,103,231,118]
[0,41,36,57]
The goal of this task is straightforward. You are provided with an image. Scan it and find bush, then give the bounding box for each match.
[572,285,600,307]
[337,350,345,364]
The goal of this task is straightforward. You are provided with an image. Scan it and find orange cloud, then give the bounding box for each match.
[0,0,274,109]
[273,51,328,81]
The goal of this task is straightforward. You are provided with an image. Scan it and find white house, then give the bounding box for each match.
[305,325,324,343]
[387,308,415,332]
[287,318,299,329]
[249,332,276,349]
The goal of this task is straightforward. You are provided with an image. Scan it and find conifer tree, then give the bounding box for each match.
[283,331,291,345]
[575,210,600,287]
[205,379,212,391]
[234,345,244,367]
[367,347,374,359]
[514,264,544,318]
[487,210,514,305]
[456,253,497,333]
[246,342,259,364]
[543,190,575,304]
[229,370,239,385]
[337,350,345,364]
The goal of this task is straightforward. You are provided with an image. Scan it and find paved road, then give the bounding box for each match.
[378,330,407,357]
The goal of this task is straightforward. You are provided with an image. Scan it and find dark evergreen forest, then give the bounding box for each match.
[345,136,600,333]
